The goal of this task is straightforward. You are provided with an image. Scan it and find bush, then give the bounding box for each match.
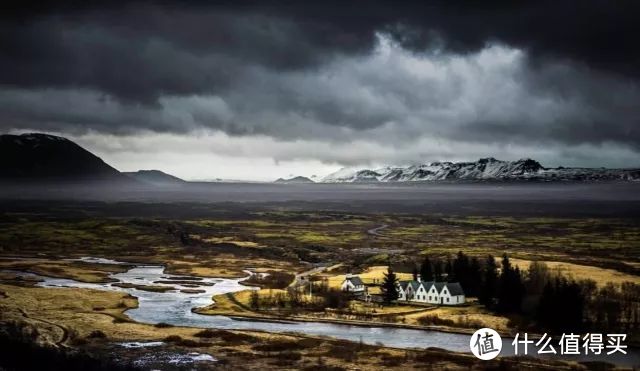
[303,366,346,371]
[154,322,174,328]
[244,271,295,289]
[192,329,257,344]
[380,354,403,367]
[193,329,217,338]
[87,330,107,339]
[116,301,128,308]
[163,335,206,347]
[252,338,322,352]
[278,351,302,361]
[417,314,483,329]
[416,315,456,327]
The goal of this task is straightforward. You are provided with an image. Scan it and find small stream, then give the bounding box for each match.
[7,258,639,368]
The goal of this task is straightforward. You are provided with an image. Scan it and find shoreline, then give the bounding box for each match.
[193,306,493,337]
[194,304,640,349]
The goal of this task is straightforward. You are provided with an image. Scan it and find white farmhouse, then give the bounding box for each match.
[437,282,465,305]
[396,277,465,306]
[340,274,366,293]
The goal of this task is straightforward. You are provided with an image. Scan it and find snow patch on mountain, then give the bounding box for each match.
[321,158,640,183]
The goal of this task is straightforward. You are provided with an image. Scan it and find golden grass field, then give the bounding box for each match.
[0,211,638,369]
[510,258,640,286]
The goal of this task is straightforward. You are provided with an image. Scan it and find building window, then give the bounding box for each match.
[446,298,449,302]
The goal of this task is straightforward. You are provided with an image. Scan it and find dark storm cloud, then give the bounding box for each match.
[1,0,639,165]
[2,1,640,103]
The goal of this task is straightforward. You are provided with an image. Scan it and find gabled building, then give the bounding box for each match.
[340,274,366,293]
[396,276,465,305]
[438,282,465,305]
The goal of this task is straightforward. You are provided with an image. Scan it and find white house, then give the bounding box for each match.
[340,274,366,293]
[437,282,465,305]
[396,277,465,306]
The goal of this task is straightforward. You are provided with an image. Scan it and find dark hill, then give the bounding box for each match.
[124,170,185,185]
[274,176,314,184]
[0,133,128,182]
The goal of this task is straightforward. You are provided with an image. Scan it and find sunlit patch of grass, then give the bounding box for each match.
[510,258,640,286]
[0,259,129,283]
[200,237,263,248]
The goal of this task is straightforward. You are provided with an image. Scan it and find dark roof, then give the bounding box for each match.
[445,282,465,296]
[397,280,465,296]
[421,281,435,290]
[346,276,364,286]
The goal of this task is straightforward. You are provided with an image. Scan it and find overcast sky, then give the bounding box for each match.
[2,1,639,180]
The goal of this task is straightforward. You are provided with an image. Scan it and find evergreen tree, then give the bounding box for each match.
[563,280,585,332]
[468,256,482,297]
[526,260,550,295]
[445,258,453,281]
[453,251,471,288]
[381,266,399,304]
[433,260,443,281]
[412,265,419,281]
[536,277,584,332]
[497,254,525,313]
[512,266,525,313]
[497,253,513,313]
[536,281,555,328]
[420,257,433,281]
[479,255,497,307]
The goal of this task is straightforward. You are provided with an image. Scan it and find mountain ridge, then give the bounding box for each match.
[322,157,640,183]
[274,176,315,184]
[124,170,185,185]
[0,133,129,182]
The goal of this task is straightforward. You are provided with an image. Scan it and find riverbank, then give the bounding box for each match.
[1,282,580,370]
[3,259,639,369]
[194,299,484,337]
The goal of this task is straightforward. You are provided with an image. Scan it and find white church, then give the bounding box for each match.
[340,274,366,293]
[397,276,465,305]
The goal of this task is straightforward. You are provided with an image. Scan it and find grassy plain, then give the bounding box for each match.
[0,202,638,369]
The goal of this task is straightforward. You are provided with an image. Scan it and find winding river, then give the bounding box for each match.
[9,258,639,368]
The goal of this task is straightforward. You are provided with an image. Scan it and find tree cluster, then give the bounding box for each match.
[413,251,640,334]
[249,283,351,312]
[530,265,640,333]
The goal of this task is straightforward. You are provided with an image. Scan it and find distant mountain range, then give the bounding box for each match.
[322,158,640,182]
[274,176,315,184]
[124,170,185,185]
[2,133,638,184]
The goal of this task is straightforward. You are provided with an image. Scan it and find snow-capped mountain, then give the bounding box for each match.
[321,158,640,183]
